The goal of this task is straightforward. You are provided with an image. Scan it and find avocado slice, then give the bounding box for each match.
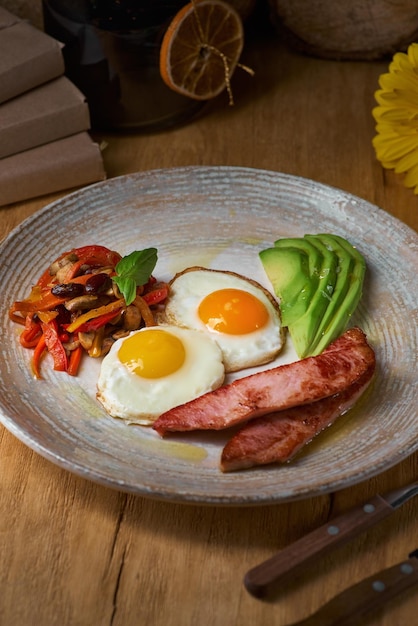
[288,234,338,358]
[313,234,366,354]
[269,237,323,325]
[306,234,355,355]
[259,233,366,359]
[273,237,323,279]
[259,246,313,326]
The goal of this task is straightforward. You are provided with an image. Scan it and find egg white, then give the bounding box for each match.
[96,325,225,425]
[160,267,284,372]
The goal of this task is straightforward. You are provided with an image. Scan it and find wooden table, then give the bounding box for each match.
[1,24,417,626]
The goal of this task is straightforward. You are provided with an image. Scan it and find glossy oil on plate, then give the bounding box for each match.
[1,166,417,505]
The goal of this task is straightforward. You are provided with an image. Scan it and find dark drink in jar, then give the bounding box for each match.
[42,1,205,131]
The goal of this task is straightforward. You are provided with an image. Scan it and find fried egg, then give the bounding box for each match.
[97,325,225,424]
[160,267,284,372]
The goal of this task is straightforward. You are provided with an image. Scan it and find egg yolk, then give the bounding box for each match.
[118,329,186,378]
[198,288,269,335]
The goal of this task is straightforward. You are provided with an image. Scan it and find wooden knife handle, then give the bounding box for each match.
[296,554,418,626]
[244,494,394,598]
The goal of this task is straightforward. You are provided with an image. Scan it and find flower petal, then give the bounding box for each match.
[407,43,418,67]
[372,42,418,193]
[393,150,418,173]
[374,134,418,161]
[402,162,418,189]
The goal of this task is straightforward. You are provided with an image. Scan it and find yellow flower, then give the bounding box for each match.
[372,43,418,193]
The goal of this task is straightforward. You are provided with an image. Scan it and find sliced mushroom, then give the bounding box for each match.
[123,305,142,331]
[62,340,80,351]
[78,332,95,351]
[93,266,114,275]
[101,337,115,356]
[55,263,78,283]
[112,282,123,299]
[112,329,130,340]
[65,294,100,312]
[49,253,78,277]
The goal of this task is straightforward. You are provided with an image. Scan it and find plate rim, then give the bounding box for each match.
[1,165,417,506]
[3,165,418,247]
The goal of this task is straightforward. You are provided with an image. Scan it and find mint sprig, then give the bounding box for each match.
[112,248,158,305]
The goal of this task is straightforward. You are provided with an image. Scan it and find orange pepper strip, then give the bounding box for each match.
[11,292,66,314]
[66,299,125,334]
[9,275,95,322]
[32,334,47,379]
[37,311,59,324]
[9,309,26,325]
[11,273,98,315]
[19,314,42,348]
[67,345,83,376]
[20,331,42,349]
[133,295,155,327]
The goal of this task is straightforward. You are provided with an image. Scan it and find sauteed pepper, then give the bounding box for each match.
[9,245,168,378]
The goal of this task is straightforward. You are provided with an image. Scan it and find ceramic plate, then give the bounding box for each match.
[1,167,417,505]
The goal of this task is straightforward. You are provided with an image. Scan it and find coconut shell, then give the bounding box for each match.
[268,0,418,60]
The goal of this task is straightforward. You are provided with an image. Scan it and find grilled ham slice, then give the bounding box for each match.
[153,327,375,436]
[220,361,375,471]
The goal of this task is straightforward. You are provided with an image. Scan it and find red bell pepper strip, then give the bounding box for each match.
[41,320,68,372]
[142,285,169,306]
[72,245,122,268]
[66,299,124,334]
[75,309,121,333]
[36,245,122,289]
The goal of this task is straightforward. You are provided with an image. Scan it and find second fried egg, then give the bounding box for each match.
[161,267,284,372]
[97,325,225,424]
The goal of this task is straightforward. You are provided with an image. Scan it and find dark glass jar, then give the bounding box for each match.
[42,1,205,131]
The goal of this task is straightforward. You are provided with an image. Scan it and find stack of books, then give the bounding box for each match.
[0,7,106,207]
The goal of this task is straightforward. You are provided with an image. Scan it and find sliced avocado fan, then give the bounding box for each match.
[259,233,366,358]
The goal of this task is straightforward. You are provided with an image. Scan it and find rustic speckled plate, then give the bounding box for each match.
[1,167,417,505]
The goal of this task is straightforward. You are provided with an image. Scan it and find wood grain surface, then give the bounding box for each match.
[1,22,417,626]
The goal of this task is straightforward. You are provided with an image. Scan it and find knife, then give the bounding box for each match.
[244,482,418,598]
[288,549,418,626]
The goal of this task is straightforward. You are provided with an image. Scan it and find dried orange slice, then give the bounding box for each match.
[160,0,244,102]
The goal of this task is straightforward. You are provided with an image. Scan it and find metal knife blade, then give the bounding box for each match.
[244,482,418,598]
[290,549,418,626]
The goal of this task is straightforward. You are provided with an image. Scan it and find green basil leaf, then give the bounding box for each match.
[113,276,137,306]
[115,248,158,284]
[112,248,158,305]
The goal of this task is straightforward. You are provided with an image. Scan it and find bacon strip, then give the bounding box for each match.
[153,327,375,436]
[220,361,375,472]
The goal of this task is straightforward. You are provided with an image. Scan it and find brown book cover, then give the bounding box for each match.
[0,132,106,207]
[0,7,64,104]
[0,76,91,159]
